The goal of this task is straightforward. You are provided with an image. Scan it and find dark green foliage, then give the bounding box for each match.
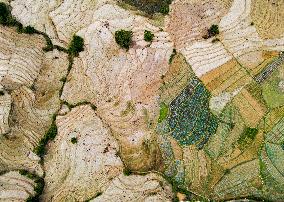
[71,137,78,144]
[208,24,219,37]
[121,0,172,15]
[115,30,133,50]
[250,22,254,26]
[169,49,177,64]
[90,104,97,111]
[281,142,284,150]
[0,3,10,25]
[123,168,132,176]
[19,170,45,202]
[0,91,4,96]
[237,127,258,148]
[95,192,102,198]
[34,116,57,157]
[23,25,38,34]
[144,30,154,42]
[60,77,67,83]
[68,35,84,57]
[160,4,170,14]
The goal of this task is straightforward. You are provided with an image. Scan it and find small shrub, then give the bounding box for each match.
[60,77,67,83]
[68,35,84,57]
[169,48,177,64]
[115,30,133,50]
[34,118,57,157]
[144,30,154,42]
[23,25,38,34]
[250,22,254,26]
[160,4,169,14]
[208,24,219,37]
[0,3,9,25]
[0,91,4,96]
[19,169,28,176]
[71,137,78,144]
[123,168,132,176]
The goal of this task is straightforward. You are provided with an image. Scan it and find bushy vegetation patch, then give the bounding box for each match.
[71,137,78,144]
[208,24,219,37]
[169,48,177,64]
[121,0,172,15]
[158,102,169,123]
[34,115,57,158]
[237,127,258,149]
[68,35,84,57]
[123,168,132,176]
[19,170,45,202]
[115,30,133,50]
[203,24,220,39]
[144,30,154,42]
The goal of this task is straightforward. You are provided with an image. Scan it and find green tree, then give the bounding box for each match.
[144,30,154,42]
[68,35,84,57]
[115,30,133,50]
[208,24,219,37]
[71,137,78,144]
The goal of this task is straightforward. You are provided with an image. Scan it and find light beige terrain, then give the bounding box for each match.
[0,0,284,201]
[0,171,36,201]
[92,173,173,202]
[0,26,68,175]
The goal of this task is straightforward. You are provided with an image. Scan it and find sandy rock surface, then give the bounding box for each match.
[60,3,173,171]
[0,171,36,201]
[0,26,68,175]
[92,173,173,202]
[1,0,284,201]
[42,105,123,201]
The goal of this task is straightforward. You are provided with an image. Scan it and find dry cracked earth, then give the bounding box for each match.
[0,0,284,201]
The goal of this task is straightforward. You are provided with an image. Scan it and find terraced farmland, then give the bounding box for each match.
[168,78,218,148]
[0,0,284,201]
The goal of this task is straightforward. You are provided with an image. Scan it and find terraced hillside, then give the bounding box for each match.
[0,0,284,201]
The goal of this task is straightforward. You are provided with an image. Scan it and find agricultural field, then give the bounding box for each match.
[0,0,283,201]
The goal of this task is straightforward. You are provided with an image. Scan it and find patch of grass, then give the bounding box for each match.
[120,0,172,15]
[71,137,78,144]
[19,170,45,202]
[158,102,169,123]
[60,77,67,83]
[144,30,154,42]
[123,168,132,176]
[68,35,84,57]
[34,115,57,158]
[237,127,258,148]
[115,30,133,50]
[169,49,177,64]
[160,4,170,14]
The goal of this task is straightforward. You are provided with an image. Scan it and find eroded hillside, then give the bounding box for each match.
[0,0,284,201]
